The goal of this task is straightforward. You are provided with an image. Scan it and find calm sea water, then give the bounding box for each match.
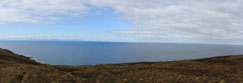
[0,41,243,65]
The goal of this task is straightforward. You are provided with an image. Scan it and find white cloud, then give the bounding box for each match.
[0,34,53,40]
[0,0,89,23]
[87,0,243,44]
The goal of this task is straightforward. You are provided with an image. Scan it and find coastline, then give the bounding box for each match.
[0,48,243,83]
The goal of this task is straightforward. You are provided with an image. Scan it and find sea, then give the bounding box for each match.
[0,41,243,65]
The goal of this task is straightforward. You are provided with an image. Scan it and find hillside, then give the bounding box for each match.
[0,48,243,83]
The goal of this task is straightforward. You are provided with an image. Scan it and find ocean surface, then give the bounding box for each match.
[0,41,243,65]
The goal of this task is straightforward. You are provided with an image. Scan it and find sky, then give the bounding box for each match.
[0,0,243,44]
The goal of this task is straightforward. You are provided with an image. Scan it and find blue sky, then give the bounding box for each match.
[0,12,134,42]
[1,0,243,44]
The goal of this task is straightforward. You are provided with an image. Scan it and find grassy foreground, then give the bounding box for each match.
[0,48,243,83]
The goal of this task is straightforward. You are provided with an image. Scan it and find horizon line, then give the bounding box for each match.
[0,39,241,46]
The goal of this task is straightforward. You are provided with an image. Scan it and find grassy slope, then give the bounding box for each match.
[0,48,243,83]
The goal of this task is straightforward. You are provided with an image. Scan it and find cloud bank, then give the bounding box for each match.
[87,0,243,44]
[1,0,243,44]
